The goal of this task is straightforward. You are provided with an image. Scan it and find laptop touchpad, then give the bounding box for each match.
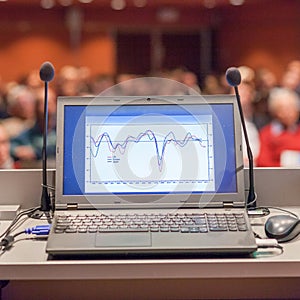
[95,232,152,247]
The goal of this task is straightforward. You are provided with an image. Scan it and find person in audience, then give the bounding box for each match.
[181,70,201,94]
[10,86,57,166]
[238,65,256,83]
[2,84,36,138]
[90,73,115,95]
[55,65,79,96]
[0,123,16,168]
[202,73,226,94]
[0,76,10,119]
[281,60,300,95]
[56,65,91,96]
[236,67,260,166]
[253,67,278,129]
[256,87,300,167]
[24,68,43,91]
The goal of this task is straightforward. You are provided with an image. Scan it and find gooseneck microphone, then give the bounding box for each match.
[40,61,55,82]
[32,61,55,219]
[226,67,256,207]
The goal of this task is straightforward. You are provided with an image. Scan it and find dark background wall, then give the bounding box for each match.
[0,0,298,83]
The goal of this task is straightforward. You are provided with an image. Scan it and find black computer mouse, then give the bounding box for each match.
[265,214,300,243]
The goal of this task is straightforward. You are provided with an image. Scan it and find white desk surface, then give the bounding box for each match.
[0,209,300,281]
[1,169,300,299]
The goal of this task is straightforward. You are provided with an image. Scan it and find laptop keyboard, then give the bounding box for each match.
[53,212,248,234]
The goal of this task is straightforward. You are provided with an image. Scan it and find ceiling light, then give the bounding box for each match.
[157,7,179,23]
[229,0,245,5]
[111,0,126,10]
[203,0,216,8]
[40,0,55,9]
[133,0,147,8]
[59,0,73,5]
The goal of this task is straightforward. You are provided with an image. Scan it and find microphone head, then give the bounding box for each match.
[225,67,241,87]
[39,61,55,82]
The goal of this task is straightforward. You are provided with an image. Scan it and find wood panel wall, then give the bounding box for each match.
[0,0,299,82]
[217,1,300,80]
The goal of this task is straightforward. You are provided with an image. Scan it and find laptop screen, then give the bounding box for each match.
[55,95,244,208]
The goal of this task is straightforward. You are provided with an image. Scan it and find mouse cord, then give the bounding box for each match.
[260,206,298,219]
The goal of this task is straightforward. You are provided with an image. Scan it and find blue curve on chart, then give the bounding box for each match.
[90,130,206,172]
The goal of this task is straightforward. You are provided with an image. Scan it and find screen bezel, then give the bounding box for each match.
[55,95,245,209]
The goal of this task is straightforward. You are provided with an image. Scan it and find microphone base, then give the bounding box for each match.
[30,209,52,223]
[30,188,53,223]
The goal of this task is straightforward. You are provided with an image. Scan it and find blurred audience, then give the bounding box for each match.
[0,76,10,119]
[236,68,260,166]
[0,123,16,169]
[281,60,300,95]
[56,65,91,96]
[23,68,43,91]
[256,87,300,167]
[90,74,115,95]
[10,86,57,167]
[253,67,278,129]
[181,70,201,94]
[2,84,36,139]
[202,73,226,94]
[1,61,300,168]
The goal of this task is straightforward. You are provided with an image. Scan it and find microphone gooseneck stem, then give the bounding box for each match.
[40,81,51,212]
[234,86,256,206]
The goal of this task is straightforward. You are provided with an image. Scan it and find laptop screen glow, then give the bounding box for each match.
[61,101,238,197]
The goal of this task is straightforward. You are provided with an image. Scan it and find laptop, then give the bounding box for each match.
[46,94,257,258]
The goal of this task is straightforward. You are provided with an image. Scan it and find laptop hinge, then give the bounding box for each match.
[67,203,79,210]
[223,202,234,208]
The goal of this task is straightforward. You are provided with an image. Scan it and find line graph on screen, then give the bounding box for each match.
[84,118,215,193]
[90,129,206,172]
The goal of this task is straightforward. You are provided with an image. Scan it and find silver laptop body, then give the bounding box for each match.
[46,95,257,258]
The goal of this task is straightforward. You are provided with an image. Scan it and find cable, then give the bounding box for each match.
[0,225,51,251]
[0,207,38,238]
[255,206,299,219]
[0,232,23,250]
[0,206,53,252]
[246,191,258,208]
[248,206,270,217]
[248,205,300,220]
[0,280,9,300]
[0,206,40,239]
[254,238,284,256]
[264,206,299,219]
